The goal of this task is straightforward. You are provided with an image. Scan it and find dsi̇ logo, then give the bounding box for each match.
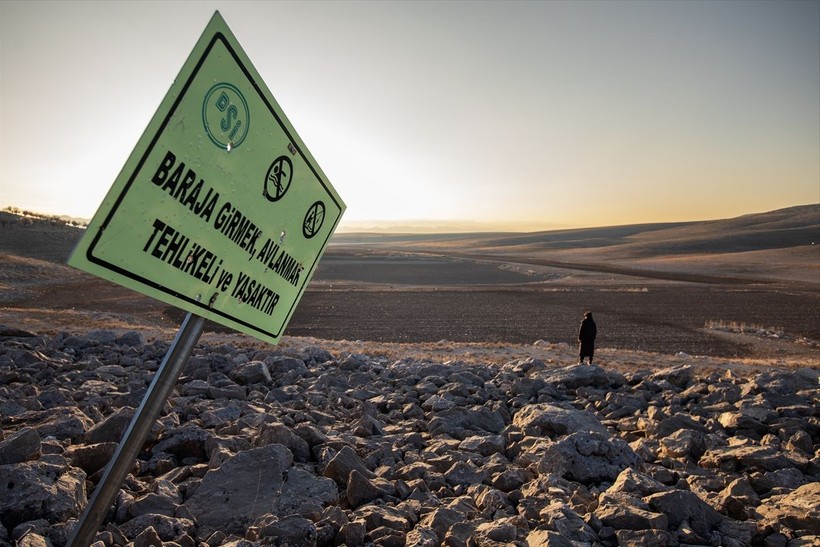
[203,83,249,151]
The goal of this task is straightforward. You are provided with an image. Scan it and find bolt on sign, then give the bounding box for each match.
[69,11,345,345]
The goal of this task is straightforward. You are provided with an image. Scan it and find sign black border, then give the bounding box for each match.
[85,32,342,340]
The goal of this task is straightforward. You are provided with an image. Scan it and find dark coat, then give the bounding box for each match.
[578,317,597,345]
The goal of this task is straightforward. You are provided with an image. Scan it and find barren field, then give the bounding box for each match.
[287,249,820,360]
[1,206,818,365]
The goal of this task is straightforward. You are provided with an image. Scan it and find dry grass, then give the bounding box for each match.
[705,320,819,344]
[704,320,786,336]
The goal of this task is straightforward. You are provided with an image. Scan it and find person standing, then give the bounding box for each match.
[578,311,597,365]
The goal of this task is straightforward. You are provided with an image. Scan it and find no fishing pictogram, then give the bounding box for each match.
[303,201,325,239]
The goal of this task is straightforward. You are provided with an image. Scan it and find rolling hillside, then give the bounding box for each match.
[1,205,818,284]
[333,204,819,255]
[329,205,820,284]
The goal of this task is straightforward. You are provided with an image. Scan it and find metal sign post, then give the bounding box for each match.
[65,11,344,544]
[67,313,205,547]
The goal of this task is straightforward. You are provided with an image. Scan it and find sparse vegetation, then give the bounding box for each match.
[705,320,820,349]
[705,320,785,337]
[1,206,87,227]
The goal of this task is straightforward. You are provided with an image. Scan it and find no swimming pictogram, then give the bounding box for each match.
[264,155,293,202]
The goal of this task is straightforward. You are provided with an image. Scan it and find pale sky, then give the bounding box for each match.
[1,0,818,232]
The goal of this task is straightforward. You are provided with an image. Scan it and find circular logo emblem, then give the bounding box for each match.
[202,83,250,150]
[303,201,326,239]
[263,156,293,202]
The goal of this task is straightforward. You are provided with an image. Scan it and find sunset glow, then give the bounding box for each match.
[1,0,818,231]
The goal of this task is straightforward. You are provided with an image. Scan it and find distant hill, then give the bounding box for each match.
[333,204,820,257]
[2,204,818,268]
[0,209,85,263]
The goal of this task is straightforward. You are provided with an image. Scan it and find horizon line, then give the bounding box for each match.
[3,202,817,235]
[334,202,818,235]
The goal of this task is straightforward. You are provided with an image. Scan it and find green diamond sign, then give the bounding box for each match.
[69,11,345,345]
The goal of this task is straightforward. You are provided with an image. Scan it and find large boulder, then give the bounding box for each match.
[32,408,94,441]
[229,360,272,385]
[0,428,41,465]
[595,493,668,531]
[512,403,608,437]
[184,444,294,537]
[64,442,118,476]
[254,423,311,463]
[427,405,507,439]
[537,430,640,485]
[251,515,317,545]
[756,482,820,534]
[606,467,670,497]
[0,459,87,530]
[647,364,694,389]
[533,364,613,389]
[645,490,724,538]
[84,406,136,444]
[118,514,195,542]
[151,424,212,462]
[322,445,374,487]
[699,445,797,473]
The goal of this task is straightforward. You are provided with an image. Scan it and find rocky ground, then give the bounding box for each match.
[0,326,817,547]
[2,207,817,546]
